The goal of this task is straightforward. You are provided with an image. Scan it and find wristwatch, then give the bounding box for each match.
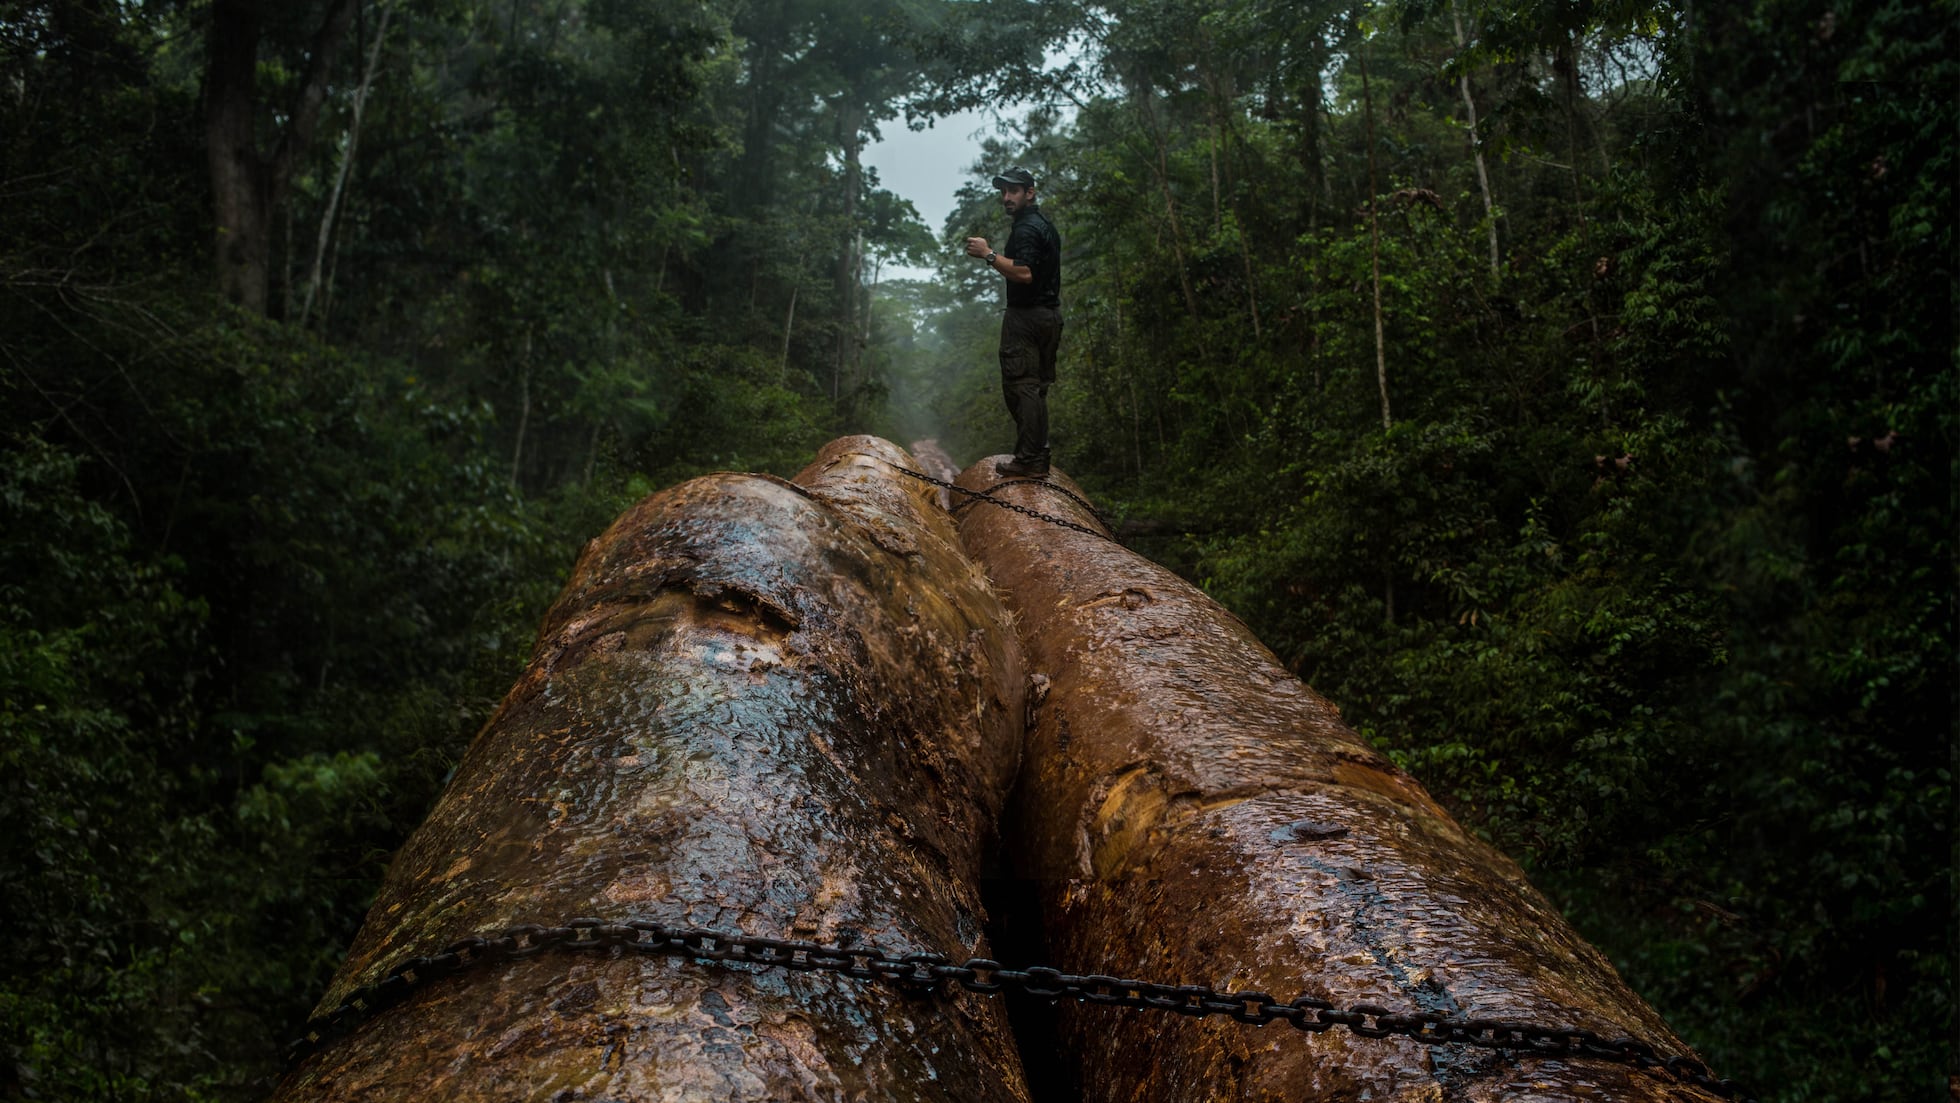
[985,251,997,265]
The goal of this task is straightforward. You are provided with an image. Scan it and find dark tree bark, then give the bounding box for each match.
[1293,36,1328,231]
[952,461,1729,1103]
[204,0,360,312]
[729,1,790,216]
[272,436,1030,1101]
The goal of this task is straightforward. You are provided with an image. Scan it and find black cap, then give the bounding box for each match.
[991,167,1037,190]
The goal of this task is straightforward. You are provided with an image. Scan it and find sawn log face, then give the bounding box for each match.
[952,457,1725,1103]
[272,436,1028,1102]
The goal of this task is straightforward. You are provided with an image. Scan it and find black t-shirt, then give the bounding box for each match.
[1004,206,1061,308]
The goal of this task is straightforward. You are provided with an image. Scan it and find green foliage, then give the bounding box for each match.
[0,0,1950,1100]
[0,1,1013,1096]
[0,317,583,1095]
[1023,2,1951,1099]
[1,437,211,1099]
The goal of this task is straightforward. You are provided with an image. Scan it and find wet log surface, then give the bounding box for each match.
[273,436,1029,1103]
[952,456,1725,1103]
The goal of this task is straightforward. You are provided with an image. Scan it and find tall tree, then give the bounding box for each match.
[1449,0,1499,282]
[298,0,394,328]
[1357,24,1391,430]
[204,0,361,312]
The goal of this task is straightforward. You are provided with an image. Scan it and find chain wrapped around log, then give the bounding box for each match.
[950,454,1742,1103]
[285,912,1746,1094]
[269,436,1031,1103]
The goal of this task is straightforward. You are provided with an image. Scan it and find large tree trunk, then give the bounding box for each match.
[950,462,1728,1103]
[272,436,1030,1102]
[205,0,360,312]
[729,3,790,216]
[204,0,268,310]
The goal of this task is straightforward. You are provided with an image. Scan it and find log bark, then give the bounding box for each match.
[904,439,961,512]
[951,457,1727,1103]
[273,435,1029,1102]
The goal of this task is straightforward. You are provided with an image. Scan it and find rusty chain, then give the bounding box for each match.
[286,916,1754,1101]
[890,465,1119,543]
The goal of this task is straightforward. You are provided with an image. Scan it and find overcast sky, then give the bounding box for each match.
[863,39,1089,283]
[862,107,995,282]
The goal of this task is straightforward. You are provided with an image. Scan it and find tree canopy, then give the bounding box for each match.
[1,0,1951,1099]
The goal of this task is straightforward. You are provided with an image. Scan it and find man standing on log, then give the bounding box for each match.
[966,167,1062,478]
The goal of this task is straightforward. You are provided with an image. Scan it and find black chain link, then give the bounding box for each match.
[958,476,1114,534]
[286,917,1753,1101]
[890,465,1119,544]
